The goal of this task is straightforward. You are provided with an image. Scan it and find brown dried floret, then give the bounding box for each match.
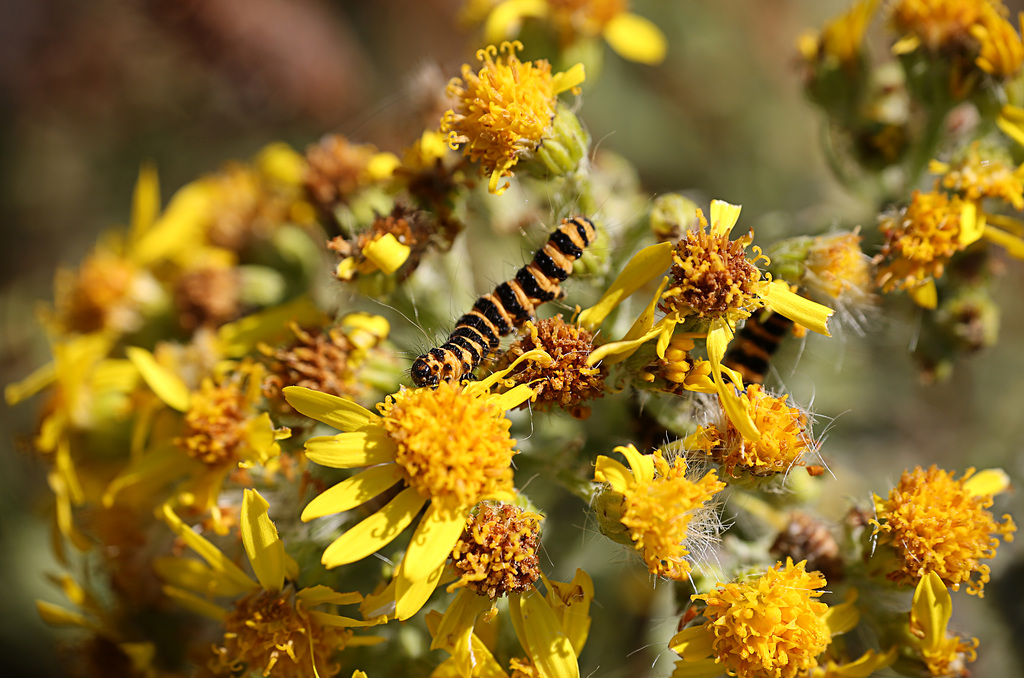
[450,503,542,599]
[173,266,241,332]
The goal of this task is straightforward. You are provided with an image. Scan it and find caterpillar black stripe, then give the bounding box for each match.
[722,309,795,385]
[411,216,597,387]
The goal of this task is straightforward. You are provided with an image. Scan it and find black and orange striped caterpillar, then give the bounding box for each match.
[722,309,795,385]
[411,215,597,387]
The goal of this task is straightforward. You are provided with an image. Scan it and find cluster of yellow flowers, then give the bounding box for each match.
[8,2,1021,677]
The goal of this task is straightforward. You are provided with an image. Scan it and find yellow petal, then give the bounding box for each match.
[546,569,594,656]
[152,555,254,598]
[518,588,579,678]
[395,558,447,621]
[321,488,425,568]
[709,200,742,237]
[363,233,411,275]
[671,660,730,678]
[283,386,379,431]
[908,279,938,309]
[304,428,396,469]
[824,589,860,636]
[912,571,951,650]
[130,162,160,242]
[401,503,470,583]
[472,347,552,393]
[367,152,400,180]
[490,383,542,412]
[301,464,404,521]
[431,588,490,653]
[839,648,900,677]
[307,610,384,628]
[256,142,306,187]
[131,180,214,267]
[617,444,654,483]
[241,489,286,593]
[587,322,665,366]
[578,242,674,331]
[103,444,193,507]
[298,585,363,607]
[998,106,1024,147]
[957,201,984,247]
[160,504,257,593]
[593,456,633,491]
[983,223,1024,259]
[552,63,587,94]
[603,13,667,65]
[162,585,228,622]
[35,600,92,629]
[4,359,56,406]
[891,34,920,56]
[764,282,833,336]
[706,321,759,441]
[126,347,191,412]
[482,0,548,44]
[669,625,714,659]
[963,468,1010,497]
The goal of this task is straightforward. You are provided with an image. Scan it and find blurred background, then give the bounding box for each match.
[1,1,1021,676]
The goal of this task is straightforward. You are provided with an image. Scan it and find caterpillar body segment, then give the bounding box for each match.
[411,216,597,387]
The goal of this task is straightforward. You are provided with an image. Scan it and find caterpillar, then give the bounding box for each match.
[411,215,597,387]
[722,309,795,385]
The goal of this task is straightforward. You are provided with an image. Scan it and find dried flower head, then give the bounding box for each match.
[449,503,542,599]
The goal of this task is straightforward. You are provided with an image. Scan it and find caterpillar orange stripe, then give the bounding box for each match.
[411,216,597,387]
[722,309,795,385]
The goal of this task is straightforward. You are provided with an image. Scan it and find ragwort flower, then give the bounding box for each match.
[581,200,833,440]
[440,41,586,194]
[670,559,859,678]
[593,444,724,581]
[428,567,594,678]
[158,491,381,678]
[870,465,1015,596]
[284,350,548,619]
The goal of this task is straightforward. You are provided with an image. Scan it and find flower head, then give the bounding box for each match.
[440,41,585,194]
[449,502,542,599]
[671,559,834,678]
[285,351,545,619]
[594,444,724,581]
[930,142,1024,210]
[158,491,380,678]
[303,134,399,211]
[870,465,1015,596]
[501,315,607,418]
[686,384,818,478]
[804,230,873,303]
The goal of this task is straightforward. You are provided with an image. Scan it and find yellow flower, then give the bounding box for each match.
[593,444,724,581]
[889,0,1024,94]
[803,230,873,303]
[284,350,547,620]
[908,572,978,677]
[440,41,585,194]
[475,0,668,65]
[639,334,718,395]
[671,559,856,678]
[157,491,381,678]
[870,465,1016,596]
[106,353,288,514]
[428,568,594,678]
[582,200,833,440]
[685,384,817,479]
[930,142,1024,210]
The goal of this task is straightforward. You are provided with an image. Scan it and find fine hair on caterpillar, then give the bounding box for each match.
[411,215,597,387]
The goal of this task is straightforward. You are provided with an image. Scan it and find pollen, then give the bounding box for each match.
[599,447,725,581]
[449,503,542,599]
[501,316,607,418]
[660,210,765,321]
[440,41,565,194]
[378,380,516,510]
[176,373,254,467]
[875,190,964,294]
[210,589,351,678]
[694,559,830,678]
[690,384,815,478]
[871,465,1016,596]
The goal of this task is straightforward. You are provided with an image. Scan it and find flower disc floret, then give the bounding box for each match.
[440,41,583,194]
[875,190,965,294]
[871,465,1016,596]
[211,589,352,678]
[177,378,249,466]
[450,503,542,599]
[660,218,765,321]
[379,380,517,510]
[695,559,830,678]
